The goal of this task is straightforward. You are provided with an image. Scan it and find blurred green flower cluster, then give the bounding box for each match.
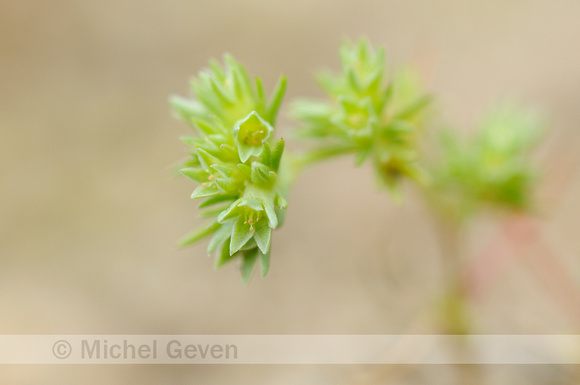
[431,106,542,220]
[171,55,288,283]
[293,39,431,193]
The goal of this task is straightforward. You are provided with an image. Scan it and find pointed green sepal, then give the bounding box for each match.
[230,216,254,254]
[275,194,288,210]
[209,78,234,106]
[251,161,275,186]
[196,148,221,170]
[262,199,278,228]
[180,167,209,183]
[191,183,220,198]
[192,118,220,136]
[260,249,270,277]
[170,96,204,122]
[253,218,272,254]
[240,247,259,284]
[217,198,244,223]
[260,142,272,168]
[209,164,233,177]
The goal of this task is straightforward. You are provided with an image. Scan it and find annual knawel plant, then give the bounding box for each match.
[170,55,288,283]
[171,38,541,284]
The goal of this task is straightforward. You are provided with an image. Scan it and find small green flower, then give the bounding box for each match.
[233,111,274,162]
[331,96,376,140]
[217,195,278,255]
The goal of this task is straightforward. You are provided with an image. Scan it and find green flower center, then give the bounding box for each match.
[239,119,268,146]
[241,208,263,232]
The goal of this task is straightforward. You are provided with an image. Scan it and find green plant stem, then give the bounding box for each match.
[292,144,357,174]
[273,144,357,196]
[432,213,484,385]
[435,217,470,333]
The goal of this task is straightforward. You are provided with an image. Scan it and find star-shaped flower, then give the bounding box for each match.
[233,111,273,162]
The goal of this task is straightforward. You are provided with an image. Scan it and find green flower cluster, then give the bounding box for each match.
[293,39,431,193]
[431,106,541,219]
[171,39,544,283]
[171,55,288,283]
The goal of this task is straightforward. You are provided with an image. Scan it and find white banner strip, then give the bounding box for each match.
[0,335,578,364]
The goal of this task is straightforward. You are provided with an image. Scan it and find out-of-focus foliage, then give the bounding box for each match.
[293,38,432,195]
[430,106,542,220]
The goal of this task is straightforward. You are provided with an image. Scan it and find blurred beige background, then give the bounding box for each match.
[1,0,580,383]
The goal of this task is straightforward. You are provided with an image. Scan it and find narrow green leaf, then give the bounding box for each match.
[196,148,221,170]
[271,138,285,172]
[191,183,219,198]
[180,167,209,183]
[297,144,357,169]
[346,66,360,91]
[231,66,250,100]
[393,95,432,120]
[179,221,220,247]
[266,75,287,125]
[365,68,383,92]
[199,204,231,218]
[378,83,394,112]
[198,195,236,209]
[376,46,386,66]
[207,222,233,254]
[191,183,220,198]
[260,142,272,168]
[255,77,266,114]
[210,78,234,105]
[214,177,236,192]
[193,81,222,116]
[209,164,232,177]
[192,118,219,136]
[225,54,252,90]
[358,38,369,61]
[179,135,197,146]
[209,59,226,81]
[170,96,204,122]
